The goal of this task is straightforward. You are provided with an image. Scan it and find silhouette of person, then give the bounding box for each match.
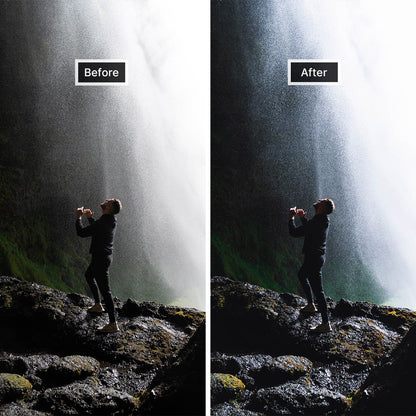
[289,198,335,333]
[76,198,122,333]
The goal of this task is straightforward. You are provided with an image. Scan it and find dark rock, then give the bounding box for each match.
[211,353,312,388]
[212,402,265,416]
[211,373,245,405]
[66,293,90,308]
[212,352,243,375]
[36,378,137,415]
[137,320,205,415]
[248,355,312,387]
[119,298,148,317]
[211,276,415,366]
[211,276,416,414]
[0,276,205,414]
[248,377,349,415]
[0,402,51,415]
[350,322,416,415]
[0,354,29,374]
[0,373,32,404]
[42,355,100,384]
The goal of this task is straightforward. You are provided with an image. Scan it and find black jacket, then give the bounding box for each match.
[76,214,117,256]
[288,214,329,256]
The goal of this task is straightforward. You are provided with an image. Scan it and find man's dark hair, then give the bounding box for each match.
[110,198,122,214]
[324,198,335,214]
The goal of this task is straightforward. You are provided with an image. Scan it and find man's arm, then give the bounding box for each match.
[75,208,97,238]
[288,207,307,237]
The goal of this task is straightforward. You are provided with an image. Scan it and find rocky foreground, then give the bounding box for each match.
[0,276,205,415]
[211,276,416,415]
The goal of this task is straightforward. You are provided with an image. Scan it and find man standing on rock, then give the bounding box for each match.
[288,198,335,333]
[76,198,122,333]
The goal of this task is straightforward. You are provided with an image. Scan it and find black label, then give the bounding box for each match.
[76,61,126,84]
[289,62,338,84]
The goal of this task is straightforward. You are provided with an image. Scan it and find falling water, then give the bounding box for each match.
[251,0,416,308]
[22,1,208,310]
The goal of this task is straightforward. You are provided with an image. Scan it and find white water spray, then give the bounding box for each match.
[273,1,416,308]
[41,0,208,309]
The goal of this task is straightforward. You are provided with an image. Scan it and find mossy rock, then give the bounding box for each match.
[0,373,32,404]
[211,373,245,405]
[249,355,313,386]
[44,355,100,384]
[249,377,350,415]
[37,380,137,415]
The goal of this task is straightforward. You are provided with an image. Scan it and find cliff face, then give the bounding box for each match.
[0,276,205,415]
[211,276,416,415]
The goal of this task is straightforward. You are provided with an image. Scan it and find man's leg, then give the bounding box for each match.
[94,256,116,323]
[298,262,314,304]
[85,262,100,304]
[298,260,318,313]
[307,256,329,324]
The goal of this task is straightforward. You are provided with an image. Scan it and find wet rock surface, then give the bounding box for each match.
[211,276,416,415]
[211,373,245,405]
[0,276,205,415]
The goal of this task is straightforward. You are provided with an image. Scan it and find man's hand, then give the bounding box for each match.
[84,209,94,219]
[289,207,297,219]
[296,209,307,218]
[76,207,84,220]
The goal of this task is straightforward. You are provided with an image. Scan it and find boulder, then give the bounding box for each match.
[0,402,50,415]
[36,379,136,415]
[211,373,245,405]
[248,377,350,415]
[211,276,415,367]
[41,355,100,384]
[0,373,32,404]
[0,276,205,415]
[137,320,206,415]
[350,322,416,415]
[212,402,265,416]
[211,276,416,414]
[212,353,312,388]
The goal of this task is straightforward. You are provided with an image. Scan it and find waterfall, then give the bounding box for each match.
[18,0,208,309]
[258,0,416,308]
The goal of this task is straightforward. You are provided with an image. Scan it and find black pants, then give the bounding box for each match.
[298,253,329,323]
[85,254,116,322]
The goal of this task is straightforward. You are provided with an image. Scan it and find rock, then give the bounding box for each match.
[211,276,415,367]
[0,373,32,404]
[212,353,312,388]
[42,355,100,384]
[0,354,29,374]
[36,379,137,415]
[349,322,416,415]
[138,320,205,415]
[0,402,51,415]
[0,276,204,368]
[248,377,350,415]
[0,276,205,414]
[211,373,245,405]
[211,276,416,414]
[248,355,313,387]
[212,402,265,416]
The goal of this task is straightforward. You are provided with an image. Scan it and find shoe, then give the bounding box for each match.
[97,322,120,333]
[88,303,105,313]
[300,303,318,313]
[310,322,332,333]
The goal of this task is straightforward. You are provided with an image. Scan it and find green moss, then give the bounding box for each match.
[212,232,301,295]
[0,373,32,400]
[211,373,245,391]
[378,309,416,326]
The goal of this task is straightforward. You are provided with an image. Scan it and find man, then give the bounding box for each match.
[76,198,122,333]
[288,198,335,333]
